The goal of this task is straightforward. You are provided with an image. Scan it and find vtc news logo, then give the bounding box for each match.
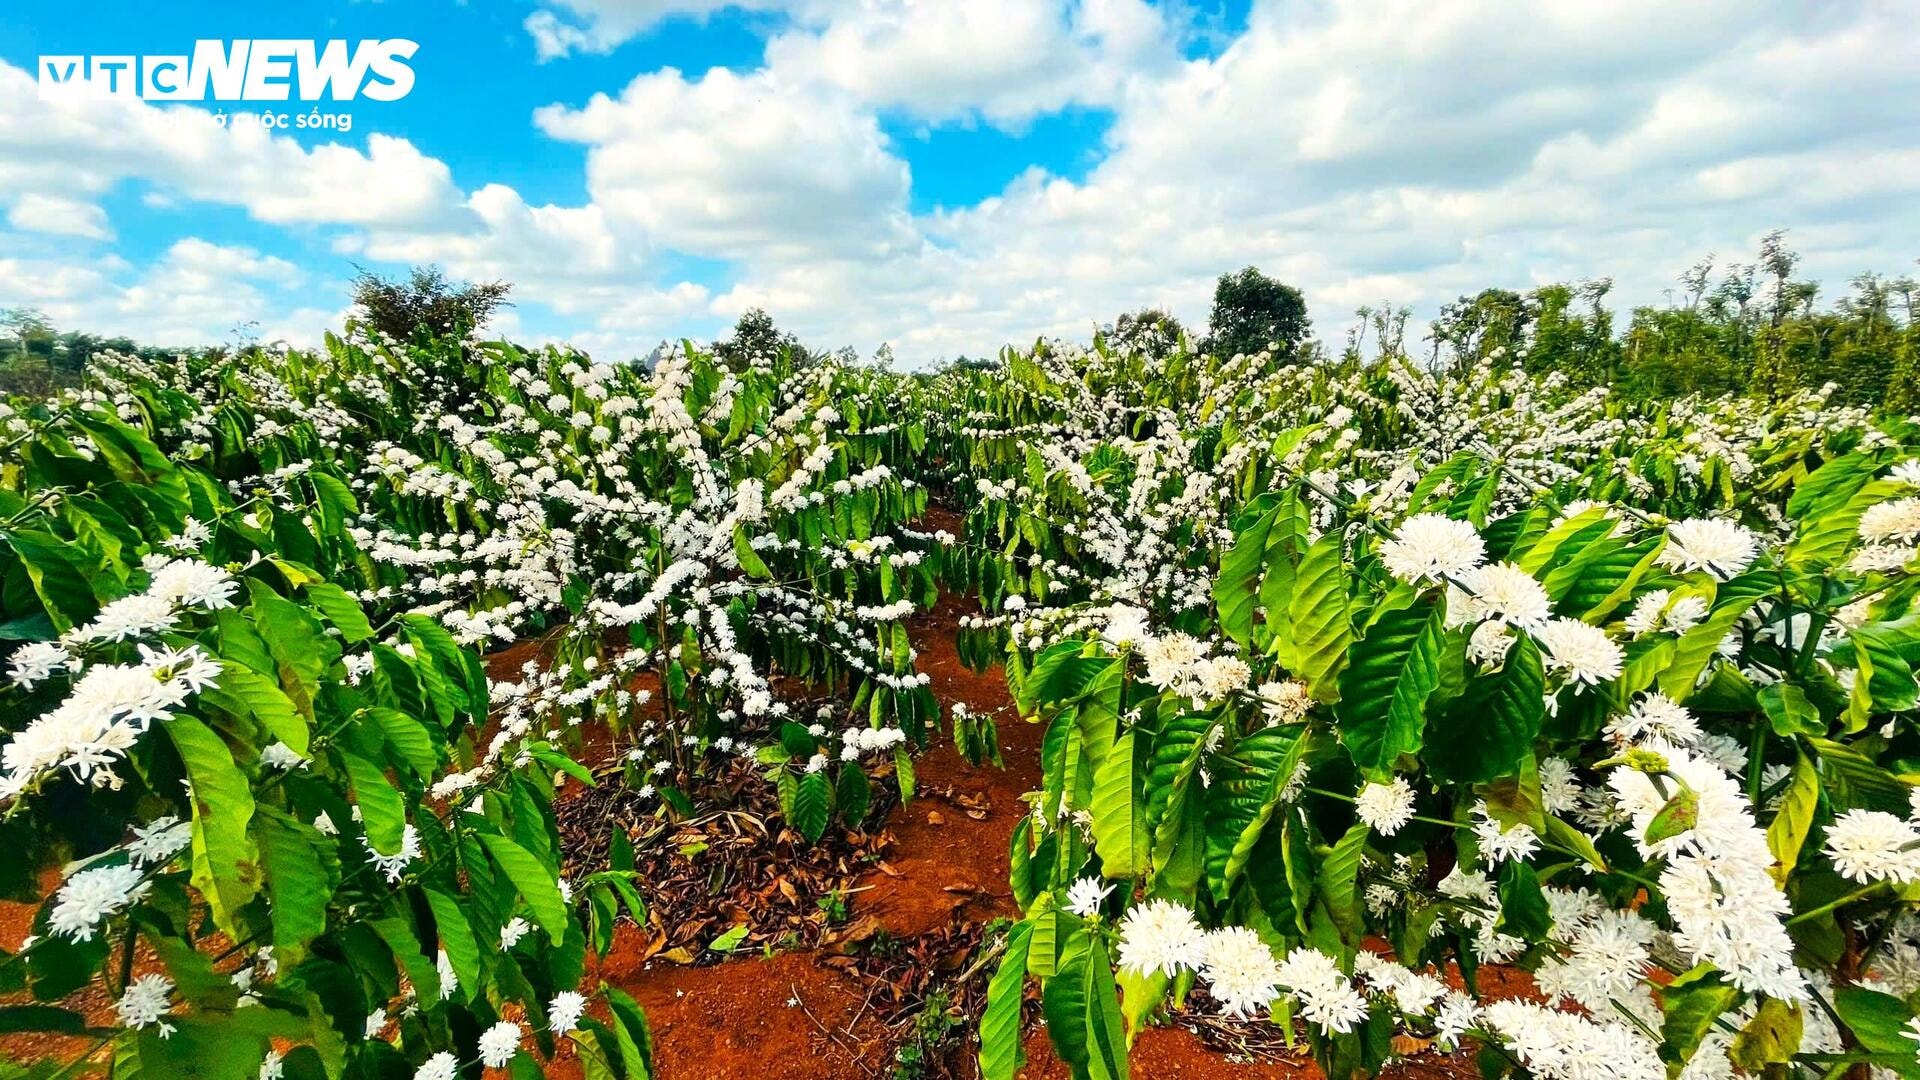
[37,40,419,102]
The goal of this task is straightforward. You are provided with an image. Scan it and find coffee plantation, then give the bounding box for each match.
[3,322,1919,1080]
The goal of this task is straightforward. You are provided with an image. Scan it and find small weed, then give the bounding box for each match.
[892,989,962,1080]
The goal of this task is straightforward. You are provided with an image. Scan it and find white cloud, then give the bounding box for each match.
[535,66,916,261]
[6,194,112,240]
[763,0,1175,125]
[0,238,313,345]
[341,183,641,314]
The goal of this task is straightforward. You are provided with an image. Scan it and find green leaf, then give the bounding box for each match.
[134,1015,274,1079]
[1659,966,1742,1071]
[708,924,750,953]
[732,527,772,579]
[1542,815,1608,873]
[1027,894,1061,978]
[254,808,333,965]
[979,921,1033,1080]
[1766,750,1820,885]
[1,529,99,632]
[0,1004,89,1035]
[1758,682,1823,737]
[1516,506,1611,575]
[1790,477,1906,569]
[1851,626,1919,720]
[894,744,916,803]
[1144,714,1212,863]
[836,761,871,824]
[1206,726,1308,896]
[1659,590,1759,702]
[605,986,656,1079]
[1042,929,1128,1080]
[164,715,259,935]
[1788,452,1877,520]
[369,707,441,780]
[1556,535,1665,623]
[1494,860,1551,939]
[303,582,374,644]
[791,770,833,844]
[368,915,440,1005]
[477,833,570,945]
[0,612,56,641]
[1214,504,1276,649]
[1283,532,1352,700]
[1018,644,1114,713]
[1730,996,1801,1073]
[1644,786,1701,847]
[1314,822,1370,948]
[71,409,188,513]
[247,580,339,718]
[340,751,406,856]
[1427,635,1545,783]
[310,470,360,532]
[1833,986,1920,1079]
[1335,598,1444,777]
[1090,729,1147,879]
[425,887,482,1003]
[200,662,308,756]
[1811,737,1909,813]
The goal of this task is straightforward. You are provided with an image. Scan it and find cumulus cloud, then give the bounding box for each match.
[0,238,316,345]
[6,194,112,240]
[763,0,1176,124]
[5,1,1920,364]
[340,183,644,317]
[535,66,916,261]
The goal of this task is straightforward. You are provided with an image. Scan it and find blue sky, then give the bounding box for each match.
[0,0,1916,364]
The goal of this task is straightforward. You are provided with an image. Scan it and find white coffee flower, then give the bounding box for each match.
[1380,513,1485,585]
[1658,518,1760,580]
[1825,810,1920,884]
[1355,777,1417,836]
[477,1020,522,1068]
[1116,898,1206,978]
[115,973,174,1031]
[1062,876,1115,918]
[1199,927,1281,1017]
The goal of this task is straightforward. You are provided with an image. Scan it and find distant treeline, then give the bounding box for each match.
[1104,233,1917,412]
[6,233,1915,409]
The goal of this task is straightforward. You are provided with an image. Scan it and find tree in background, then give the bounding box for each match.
[1204,267,1309,360]
[349,265,512,342]
[1108,307,1188,358]
[0,308,149,395]
[1340,303,1410,369]
[1427,288,1530,370]
[715,307,813,370]
[1520,280,1619,385]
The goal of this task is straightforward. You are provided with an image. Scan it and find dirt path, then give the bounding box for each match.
[564,592,1045,1079]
